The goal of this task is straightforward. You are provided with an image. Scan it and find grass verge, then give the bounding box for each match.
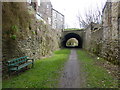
[3,49,70,88]
[77,49,118,88]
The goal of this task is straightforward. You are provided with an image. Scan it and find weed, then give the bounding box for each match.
[10,35,17,40]
[32,31,35,34]
[11,25,19,32]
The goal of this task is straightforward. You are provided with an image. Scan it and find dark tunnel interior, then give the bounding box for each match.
[62,33,83,48]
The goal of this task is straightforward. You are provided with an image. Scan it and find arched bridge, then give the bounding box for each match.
[61,30,85,48]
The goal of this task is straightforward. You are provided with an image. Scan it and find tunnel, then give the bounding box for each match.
[62,33,83,48]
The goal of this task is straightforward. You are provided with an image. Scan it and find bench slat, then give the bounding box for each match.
[7,56,28,63]
[8,59,28,66]
[10,62,33,71]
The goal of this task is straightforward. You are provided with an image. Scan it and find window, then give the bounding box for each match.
[47,5,49,9]
[27,0,31,4]
[38,0,41,6]
[48,17,51,25]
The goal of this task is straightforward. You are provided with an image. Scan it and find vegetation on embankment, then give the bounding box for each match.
[64,28,84,31]
[77,50,118,88]
[3,49,70,88]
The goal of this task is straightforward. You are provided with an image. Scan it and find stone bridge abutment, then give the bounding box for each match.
[61,30,85,48]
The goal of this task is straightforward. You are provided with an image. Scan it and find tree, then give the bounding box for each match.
[77,5,104,28]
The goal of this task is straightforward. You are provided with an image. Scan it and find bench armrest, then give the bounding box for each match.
[27,58,34,67]
[27,58,34,62]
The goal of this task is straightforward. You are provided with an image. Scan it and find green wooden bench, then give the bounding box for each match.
[6,56,34,75]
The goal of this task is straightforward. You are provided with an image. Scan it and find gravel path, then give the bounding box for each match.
[59,49,84,88]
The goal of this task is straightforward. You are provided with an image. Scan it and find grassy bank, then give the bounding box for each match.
[3,49,70,88]
[77,50,118,88]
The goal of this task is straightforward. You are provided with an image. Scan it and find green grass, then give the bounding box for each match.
[3,49,70,88]
[77,50,118,88]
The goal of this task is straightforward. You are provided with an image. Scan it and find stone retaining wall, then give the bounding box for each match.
[2,2,62,73]
[84,1,119,64]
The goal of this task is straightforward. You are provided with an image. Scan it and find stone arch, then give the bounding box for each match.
[62,33,83,48]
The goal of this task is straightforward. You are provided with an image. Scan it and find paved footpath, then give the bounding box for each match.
[59,49,84,88]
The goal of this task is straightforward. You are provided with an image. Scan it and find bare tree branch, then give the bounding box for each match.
[77,4,104,28]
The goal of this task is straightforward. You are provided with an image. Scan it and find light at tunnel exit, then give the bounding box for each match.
[66,38,78,47]
[62,33,83,48]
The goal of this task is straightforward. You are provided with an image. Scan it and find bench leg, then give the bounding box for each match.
[32,63,34,68]
[8,70,11,76]
[16,70,19,76]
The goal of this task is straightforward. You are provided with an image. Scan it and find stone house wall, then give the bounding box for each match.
[102,1,119,63]
[84,1,119,64]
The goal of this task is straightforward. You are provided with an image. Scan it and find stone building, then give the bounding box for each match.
[38,0,52,25]
[52,9,64,30]
[26,0,64,29]
[26,0,52,25]
[27,0,39,12]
